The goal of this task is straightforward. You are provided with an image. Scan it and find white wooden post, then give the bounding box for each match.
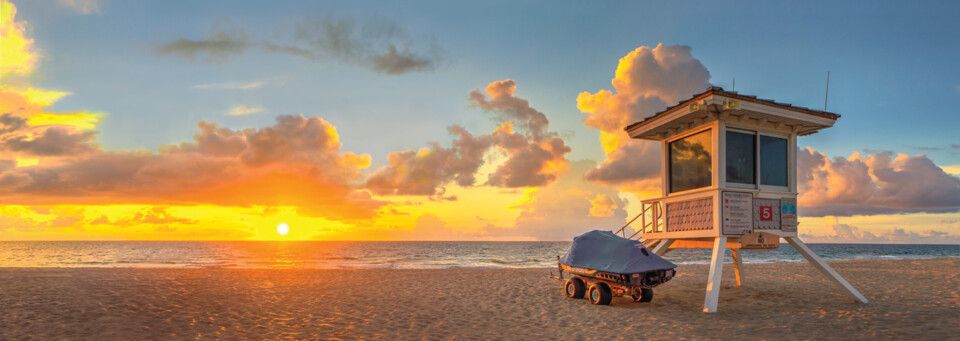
[703,237,727,313]
[784,237,869,304]
[731,249,743,287]
[651,239,674,256]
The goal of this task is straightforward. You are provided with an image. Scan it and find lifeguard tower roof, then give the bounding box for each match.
[625,87,840,140]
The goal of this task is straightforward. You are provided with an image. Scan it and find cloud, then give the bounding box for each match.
[0,115,99,156]
[366,126,492,196]
[192,81,266,90]
[0,115,383,221]
[469,79,551,141]
[589,194,618,217]
[577,44,710,190]
[370,44,435,75]
[801,217,960,244]
[1,0,40,80]
[486,122,570,188]
[225,105,265,116]
[153,21,250,64]
[576,44,711,191]
[365,80,570,196]
[90,207,198,226]
[1,71,103,159]
[798,148,960,216]
[57,0,99,15]
[155,17,442,75]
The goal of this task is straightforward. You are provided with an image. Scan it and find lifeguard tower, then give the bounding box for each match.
[616,87,868,313]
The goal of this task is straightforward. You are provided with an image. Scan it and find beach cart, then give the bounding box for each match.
[551,230,677,305]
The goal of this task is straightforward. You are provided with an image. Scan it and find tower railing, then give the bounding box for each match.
[615,198,663,240]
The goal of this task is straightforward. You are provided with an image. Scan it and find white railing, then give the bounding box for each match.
[615,198,663,240]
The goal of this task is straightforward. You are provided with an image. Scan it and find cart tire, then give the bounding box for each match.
[564,278,585,299]
[588,283,612,305]
[632,288,654,303]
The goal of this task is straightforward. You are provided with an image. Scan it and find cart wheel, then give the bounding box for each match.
[564,278,585,299]
[588,283,612,305]
[632,288,654,303]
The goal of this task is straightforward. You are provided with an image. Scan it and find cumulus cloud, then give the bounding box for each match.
[470,79,551,141]
[577,44,711,191]
[366,126,492,196]
[57,0,100,15]
[0,115,382,221]
[486,122,570,188]
[798,148,960,216]
[155,17,442,75]
[225,105,265,116]
[365,80,570,196]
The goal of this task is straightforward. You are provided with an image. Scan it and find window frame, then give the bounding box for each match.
[757,131,790,192]
[725,128,757,190]
[721,127,791,193]
[667,128,714,194]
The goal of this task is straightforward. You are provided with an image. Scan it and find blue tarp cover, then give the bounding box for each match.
[560,230,677,274]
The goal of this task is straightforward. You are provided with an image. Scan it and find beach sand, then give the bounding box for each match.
[1,258,957,340]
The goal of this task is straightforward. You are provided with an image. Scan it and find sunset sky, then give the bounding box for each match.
[2,0,959,242]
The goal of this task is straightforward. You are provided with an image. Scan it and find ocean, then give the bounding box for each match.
[1,241,958,269]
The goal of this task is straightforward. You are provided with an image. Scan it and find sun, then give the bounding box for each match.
[276,222,290,236]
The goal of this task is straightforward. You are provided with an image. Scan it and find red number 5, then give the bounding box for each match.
[760,206,773,221]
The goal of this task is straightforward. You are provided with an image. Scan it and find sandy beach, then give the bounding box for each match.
[1,258,957,340]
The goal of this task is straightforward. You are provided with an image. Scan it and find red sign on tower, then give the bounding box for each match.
[760,206,773,221]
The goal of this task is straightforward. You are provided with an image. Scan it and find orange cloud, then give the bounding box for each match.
[577,44,711,192]
[798,147,960,216]
[1,0,39,80]
[589,194,618,217]
[0,115,382,222]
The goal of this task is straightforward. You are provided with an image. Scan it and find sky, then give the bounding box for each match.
[1,0,959,242]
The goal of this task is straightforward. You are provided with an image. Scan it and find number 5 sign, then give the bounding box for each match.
[760,206,773,221]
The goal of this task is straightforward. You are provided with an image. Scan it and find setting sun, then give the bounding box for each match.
[276,223,290,236]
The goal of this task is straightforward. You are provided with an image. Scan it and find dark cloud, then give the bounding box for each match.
[0,113,99,157]
[3,125,98,156]
[153,22,250,64]
[155,18,442,75]
[370,45,434,74]
[798,148,960,216]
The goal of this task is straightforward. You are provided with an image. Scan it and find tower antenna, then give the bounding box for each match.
[824,71,830,111]
[732,78,735,91]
